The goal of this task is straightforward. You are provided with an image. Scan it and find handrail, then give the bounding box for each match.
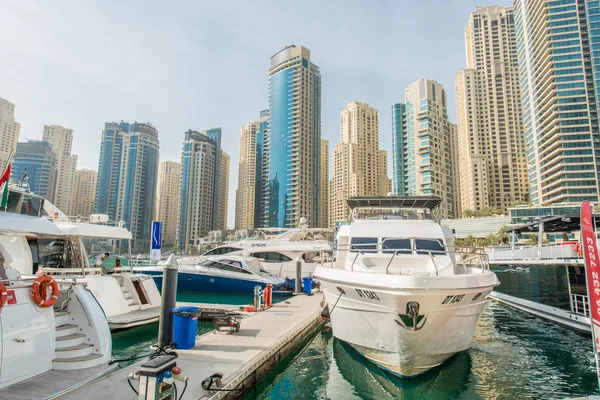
[385,251,397,274]
[428,252,439,276]
[350,252,360,271]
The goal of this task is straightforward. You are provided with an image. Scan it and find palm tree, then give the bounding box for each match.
[525,233,539,245]
[463,209,475,218]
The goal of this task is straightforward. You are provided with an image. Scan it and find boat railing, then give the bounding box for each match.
[333,242,490,275]
[487,242,581,262]
[571,293,590,317]
[36,266,135,276]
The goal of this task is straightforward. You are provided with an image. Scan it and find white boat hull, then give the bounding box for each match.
[315,266,497,378]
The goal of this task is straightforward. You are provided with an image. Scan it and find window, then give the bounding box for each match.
[350,237,378,253]
[200,260,253,274]
[415,239,446,256]
[204,246,242,256]
[382,238,412,254]
[250,252,292,262]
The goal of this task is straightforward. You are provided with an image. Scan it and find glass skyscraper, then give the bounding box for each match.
[11,140,57,202]
[515,0,600,204]
[264,45,322,228]
[95,121,159,245]
[391,103,407,195]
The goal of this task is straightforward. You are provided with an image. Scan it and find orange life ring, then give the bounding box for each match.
[31,276,59,307]
[0,283,7,311]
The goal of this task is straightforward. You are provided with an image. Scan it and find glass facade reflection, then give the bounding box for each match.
[391,103,406,195]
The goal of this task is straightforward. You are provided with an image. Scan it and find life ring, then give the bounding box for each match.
[31,276,59,307]
[0,283,7,311]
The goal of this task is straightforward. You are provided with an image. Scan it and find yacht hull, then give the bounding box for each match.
[144,270,273,294]
[315,266,497,378]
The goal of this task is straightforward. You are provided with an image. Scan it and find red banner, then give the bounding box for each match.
[581,201,600,379]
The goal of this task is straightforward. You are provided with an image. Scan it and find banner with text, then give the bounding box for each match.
[151,221,162,261]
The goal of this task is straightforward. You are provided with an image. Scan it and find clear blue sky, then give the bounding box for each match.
[1,0,512,228]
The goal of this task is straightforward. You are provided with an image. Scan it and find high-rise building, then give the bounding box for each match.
[392,103,407,195]
[156,161,181,247]
[11,141,57,201]
[73,169,97,218]
[43,125,78,216]
[320,139,329,228]
[515,0,600,204]
[95,121,159,244]
[178,129,229,253]
[330,101,391,227]
[264,45,322,228]
[235,121,260,230]
[455,6,528,214]
[256,110,268,228]
[0,97,21,169]
[393,79,458,219]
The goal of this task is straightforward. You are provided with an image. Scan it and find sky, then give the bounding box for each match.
[1,0,512,228]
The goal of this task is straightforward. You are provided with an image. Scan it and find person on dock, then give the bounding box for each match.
[95,252,112,275]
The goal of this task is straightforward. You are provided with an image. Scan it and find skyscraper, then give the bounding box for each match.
[264,45,322,228]
[178,129,229,253]
[95,121,159,244]
[391,103,407,195]
[256,110,268,228]
[43,125,78,216]
[515,0,600,204]
[11,141,57,201]
[393,79,458,219]
[156,161,181,247]
[330,101,391,227]
[320,139,329,228]
[455,6,529,213]
[235,121,260,230]
[0,97,20,169]
[73,169,97,218]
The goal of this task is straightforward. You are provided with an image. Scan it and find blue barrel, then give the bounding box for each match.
[302,277,313,295]
[171,306,200,349]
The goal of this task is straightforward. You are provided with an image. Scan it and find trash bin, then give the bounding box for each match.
[172,306,200,349]
[302,277,313,295]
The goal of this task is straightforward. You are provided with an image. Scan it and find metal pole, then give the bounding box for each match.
[128,240,133,273]
[538,222,544,259]
[295,257,302,294]
[157,254,178,348]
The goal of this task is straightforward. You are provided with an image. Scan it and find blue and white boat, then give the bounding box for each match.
[135,255,291,294]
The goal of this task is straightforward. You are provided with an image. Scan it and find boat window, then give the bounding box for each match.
[350,237,378,253]
[250,252,292,263]
[220,259,244,269]
[205,260,253,274]
[204,246,242,256]
[382,238,412,254]
[37,238,69,268]
[415,239,446,256]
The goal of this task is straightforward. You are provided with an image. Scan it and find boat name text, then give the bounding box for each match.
[442,294,465,304]
[355,289,380,301]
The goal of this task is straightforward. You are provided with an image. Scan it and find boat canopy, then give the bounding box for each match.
[506,214,600,234]
[54,222,132,240]
[346,196,443,211]
[0,212,62,235]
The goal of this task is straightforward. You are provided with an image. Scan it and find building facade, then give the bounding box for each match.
[455,6,529,214]
[320,139,329,228]
[43,125,78,216]
[331,101,391,227]
[515,0,600,204]
[73,169,97,218]
[95,121,159,244]
[0,98,20,169]
[156,161,181,247]
[264,45,322,228]
[393,79,458,219]
[391,103,407,195]
[235,121,260,230]
[178,129,229,253]
[11,141,57,201]
[256,110,268,228]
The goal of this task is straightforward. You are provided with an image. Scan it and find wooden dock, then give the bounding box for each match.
[62,293,325,399]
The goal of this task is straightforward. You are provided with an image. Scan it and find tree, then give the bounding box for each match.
[463,209,475,218]
[525,233,539,245]
[171,245,179,255]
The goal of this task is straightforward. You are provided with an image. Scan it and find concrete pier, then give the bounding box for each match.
[63,293,325,399]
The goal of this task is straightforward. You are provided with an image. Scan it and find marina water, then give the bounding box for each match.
[112,268,598,399]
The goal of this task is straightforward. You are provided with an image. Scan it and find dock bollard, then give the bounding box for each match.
[264,283,272,308]
[295,257,302,294]
[253,285,262,310]
[158,254,178,348]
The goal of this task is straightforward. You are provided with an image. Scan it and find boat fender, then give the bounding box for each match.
[31,275,59,307]
[0,282,7,311]
[321,304,331,321]
[201,372,223,390]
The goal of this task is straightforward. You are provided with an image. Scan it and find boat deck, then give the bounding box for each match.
[0,362,118,400]
[63,294,324,399]
[108,306,161,329]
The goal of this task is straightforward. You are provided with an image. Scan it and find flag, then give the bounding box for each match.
[0,163,10,208]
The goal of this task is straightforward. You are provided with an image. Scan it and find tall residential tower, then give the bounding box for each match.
[43,125,78,216]
[235,121,260,230]
[264,45,322,228]
[73,169,97,218]
[455,6,528,213]
[0,98,20,169]
[156,161,181,247]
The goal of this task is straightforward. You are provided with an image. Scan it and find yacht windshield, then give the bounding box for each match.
[382,238,412,254]
[415,239,446,256]
[350,237,377,253]
[197,259,254,274]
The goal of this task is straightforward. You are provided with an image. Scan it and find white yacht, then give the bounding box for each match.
[314,196,499,378]
[1,186,161,330]
[0,213,115,399]
[198,223,333,278]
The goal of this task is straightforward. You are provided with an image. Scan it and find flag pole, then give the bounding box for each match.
[1,149,13,212]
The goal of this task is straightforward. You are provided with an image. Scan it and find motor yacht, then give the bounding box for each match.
[314,196,499,378]
[1,185,161,330]
[0,213,115,399]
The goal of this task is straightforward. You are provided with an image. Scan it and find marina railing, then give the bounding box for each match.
[331,242,490,275]
[571,293,590,317]
[487,243,581,262]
